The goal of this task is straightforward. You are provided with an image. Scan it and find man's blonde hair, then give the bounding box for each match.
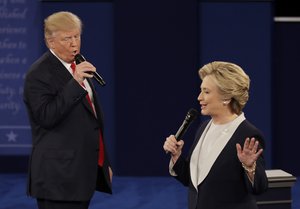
[44,11,82,45]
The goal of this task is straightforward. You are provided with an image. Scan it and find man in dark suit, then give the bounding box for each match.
[23,11,112,209]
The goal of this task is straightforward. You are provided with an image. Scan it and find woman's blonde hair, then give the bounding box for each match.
[199,61,250,114]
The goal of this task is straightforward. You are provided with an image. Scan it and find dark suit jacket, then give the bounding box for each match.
[173,119,268,209]
[23,51,112,201]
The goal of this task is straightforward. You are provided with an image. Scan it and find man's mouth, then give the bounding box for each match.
[201,104,207,109]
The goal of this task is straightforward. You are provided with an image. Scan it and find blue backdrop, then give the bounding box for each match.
[1,0,299,177]
[198,1,273,169]
[0,1,115,171]
[0,1,41,155]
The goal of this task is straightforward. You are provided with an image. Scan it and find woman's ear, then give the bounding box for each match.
[222,98,231,105]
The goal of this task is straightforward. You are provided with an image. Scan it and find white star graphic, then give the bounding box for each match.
[6,131,18,142]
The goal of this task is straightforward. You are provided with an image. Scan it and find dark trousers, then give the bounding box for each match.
[37,198,90,209]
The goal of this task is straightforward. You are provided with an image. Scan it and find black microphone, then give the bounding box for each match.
[74,54,106,86]
[175,108,199,141]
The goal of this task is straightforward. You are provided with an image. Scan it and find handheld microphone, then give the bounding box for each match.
[175,108,199,141]
[74,54,106,86]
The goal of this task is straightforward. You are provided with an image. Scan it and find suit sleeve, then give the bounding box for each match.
[23,69,87,129]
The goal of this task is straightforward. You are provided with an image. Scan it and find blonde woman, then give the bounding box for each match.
[163,61,268,209]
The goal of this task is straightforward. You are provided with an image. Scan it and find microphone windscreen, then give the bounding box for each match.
[186,108,199,122]
[174,108,199,140]
[75,54,86,65]
[74,53,106,86]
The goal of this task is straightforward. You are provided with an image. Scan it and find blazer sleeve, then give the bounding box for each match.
[172,121,209,187]
[173,155,190,187]
[244,134,268,195]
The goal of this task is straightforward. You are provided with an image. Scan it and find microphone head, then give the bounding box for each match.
[186,108,199,122]
[74,54,86,65]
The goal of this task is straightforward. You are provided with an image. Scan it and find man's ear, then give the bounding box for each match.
[46,37,55,49]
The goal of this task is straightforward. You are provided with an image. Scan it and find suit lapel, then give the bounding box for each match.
[47,51,97,118]
[85,79,103,124]
[89,83,102,119]
[80,79,96,118]
[47,51,73,84]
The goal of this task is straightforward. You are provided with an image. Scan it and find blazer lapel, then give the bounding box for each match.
[190,113,246,189]
[190,120,212,190]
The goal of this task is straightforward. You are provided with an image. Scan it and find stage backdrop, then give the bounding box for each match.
[114,0,273,176]
[197,1,273,169]
[0,0,41,155]
[1,0,277,176]
[273,1,300,176]
[0,1,115,172]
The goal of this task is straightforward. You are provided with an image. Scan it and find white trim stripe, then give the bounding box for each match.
[274,17,300,22]
[0,144,32,147]
[0,126,31,129]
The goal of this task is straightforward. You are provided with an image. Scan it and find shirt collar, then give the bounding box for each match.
[49,49,73,74]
